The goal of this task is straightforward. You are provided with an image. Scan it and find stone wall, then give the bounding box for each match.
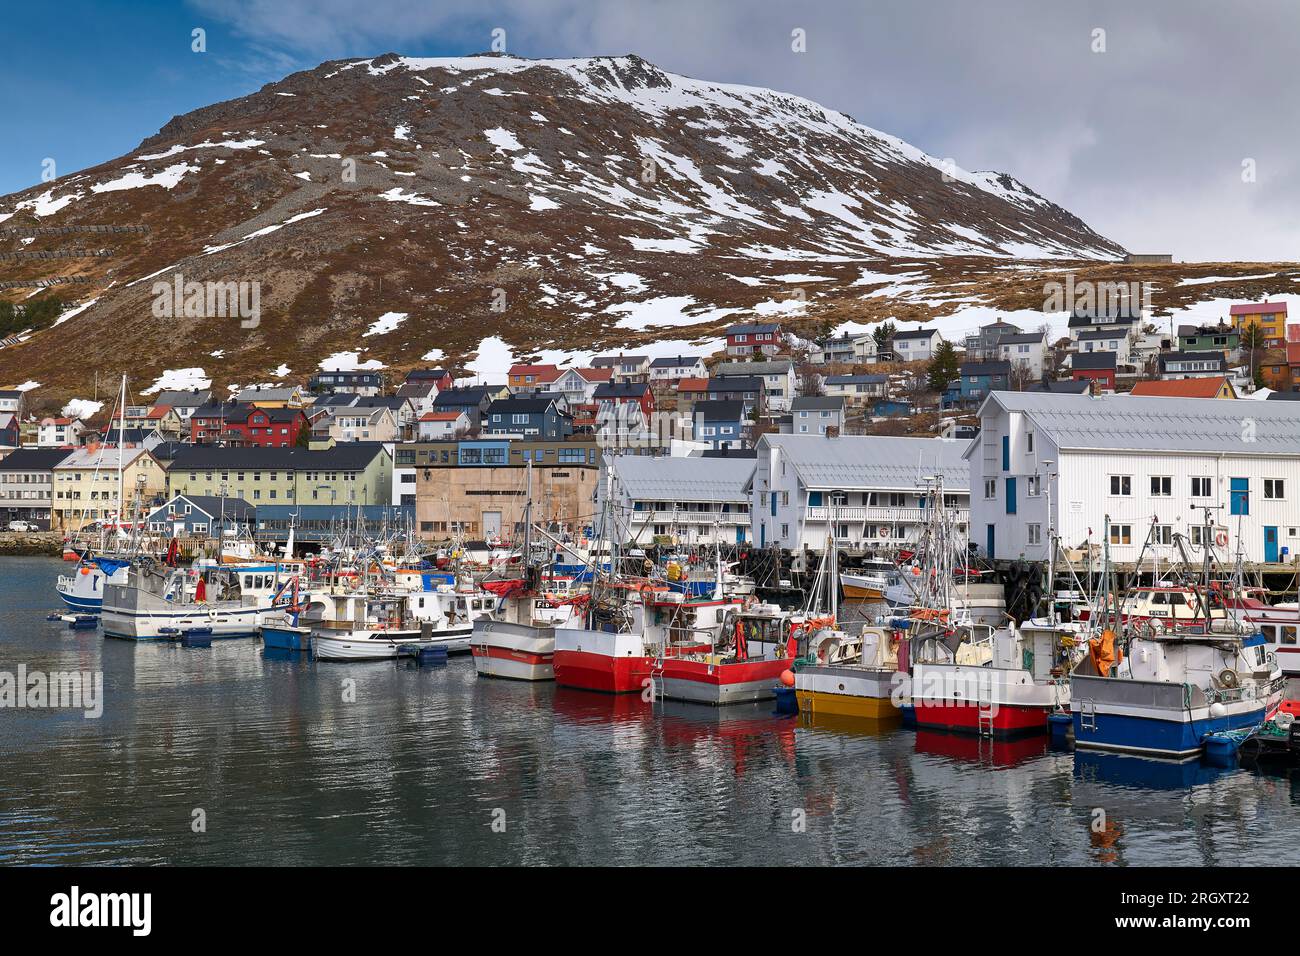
[0,532,64,556]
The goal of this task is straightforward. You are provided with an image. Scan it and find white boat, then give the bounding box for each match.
[472,577,585,681]
[308,586,488,661]
[795,626,904,720]
[100,562,262,640]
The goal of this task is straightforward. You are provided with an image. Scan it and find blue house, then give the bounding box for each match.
[956,360,1011,405]
[483,397,573,440]
[144,494,255,537]
[693,400,747,449]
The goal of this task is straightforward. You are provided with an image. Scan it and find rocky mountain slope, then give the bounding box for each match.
[0,52,1279,409]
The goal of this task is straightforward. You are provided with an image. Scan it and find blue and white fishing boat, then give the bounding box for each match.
[1071,629,1282,758]
[56,556,129,612]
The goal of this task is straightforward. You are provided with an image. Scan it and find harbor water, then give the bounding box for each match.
[2,556,1299,866]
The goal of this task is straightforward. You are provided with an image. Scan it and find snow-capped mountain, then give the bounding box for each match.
[0,52,1132,401]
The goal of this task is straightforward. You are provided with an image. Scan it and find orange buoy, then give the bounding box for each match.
[79,567,89,575]
[779,670,796,687]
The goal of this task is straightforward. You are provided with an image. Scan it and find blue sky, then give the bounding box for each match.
[3,0,1298,260]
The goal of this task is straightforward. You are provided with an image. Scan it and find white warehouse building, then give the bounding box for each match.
[600,452,755,546]
[751,434,970,553]
[969,391,1300,566]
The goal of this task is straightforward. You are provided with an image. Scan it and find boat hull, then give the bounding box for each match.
[652,657,790,706]
[312,625,473,661]
[472,618,556,681]
[261,623,312,652]
[1071,674,1276,757]
[910,662,1063,737]
[795,665,901,720]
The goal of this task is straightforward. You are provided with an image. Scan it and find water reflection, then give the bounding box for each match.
[4,557,1300,865]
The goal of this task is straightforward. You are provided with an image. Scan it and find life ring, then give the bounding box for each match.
[1214,531,1229,548]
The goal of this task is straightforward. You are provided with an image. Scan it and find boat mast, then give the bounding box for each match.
[116,374,126,540]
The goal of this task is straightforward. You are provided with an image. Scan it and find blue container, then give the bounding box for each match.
[181,627,213,648]
[772,685,798,715]
[899,703,917,728]
[1048,712,1072,745]
[416,645,449,666]
[68,615,98,631]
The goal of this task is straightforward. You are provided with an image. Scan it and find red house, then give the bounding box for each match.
[1070,351,1116,391]
[592,381,655,417]
[191,402,309,447]
[725,322,782,357]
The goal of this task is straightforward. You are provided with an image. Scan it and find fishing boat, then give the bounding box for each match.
[56,558,128,612]
[911,618,1085,737]
[473,574,586,681]
[649,600,806,705]
[794,625,905,719]
[100,560,262,640]
[1070,515,1284,758]
[308,585,486,661]
[839,559,898,601]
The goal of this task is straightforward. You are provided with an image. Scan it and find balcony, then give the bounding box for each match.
[804,505,970,524]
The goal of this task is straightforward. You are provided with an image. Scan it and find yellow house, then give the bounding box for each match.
[53,445,167,531]
[1229,301,1287,347]
[233,385,307,409]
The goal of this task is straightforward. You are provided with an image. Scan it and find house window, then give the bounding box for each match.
[1153,524,1173,546]
[1027,523,1041,545]
[1109,523,1132,545]
[1026,475,1041,497]
[1109,475,1131,496]
[1191,476,1212,498]
[984,479,997,499]
[1026,432,1034,453]
[1150,476,1172,497]
[1265,479,1285,500]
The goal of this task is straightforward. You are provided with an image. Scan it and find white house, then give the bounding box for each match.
[786,397,846,435]
[968,391,1300,566]
[997,331,1049,379]
[811,333,877,365]
[591,354,650,381]
[416,410,470,440]
[714,360,796,412]
[1158,351,1229,380]
[1074,328,1132,366]
[648,355,708,384]
[890,327,942,362]
[823,374,888,405]
[751,434,970,553]
[36,417,84,448]
[600,453,755,546]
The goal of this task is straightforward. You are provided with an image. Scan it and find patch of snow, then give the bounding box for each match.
[62,398,104,419]
[363,311,408,337]
[378,187,439,207]
[141,368,211,395]
[528,194,560,211]
[92,162,200,193]
[13,380,40,392]
[318,351,385,371]
[136,139,264,161]
[394,124,411,141]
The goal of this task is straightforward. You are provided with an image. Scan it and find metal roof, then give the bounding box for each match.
[984,391,1300,455]
[759,434,969,491]
[609,454,755,503]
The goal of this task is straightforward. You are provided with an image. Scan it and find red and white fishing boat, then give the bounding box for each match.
[472,574,586,681]
[650,602,811,706]
[552,585,743,694]
[911,618,1088,737]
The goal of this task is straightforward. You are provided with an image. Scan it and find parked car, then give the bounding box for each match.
[6,520,36,532]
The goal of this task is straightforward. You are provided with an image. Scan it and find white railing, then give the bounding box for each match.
[804,506,970,523]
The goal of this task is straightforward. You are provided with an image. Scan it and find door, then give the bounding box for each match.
[1265,526,1279,563]
[1005,477,1016,514]
[482,511,502,540]
[986,524,995,561]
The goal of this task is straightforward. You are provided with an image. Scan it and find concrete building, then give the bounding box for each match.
[751,434,970,553]
[968,391,1300,565]
[600,453,755,546]
[408,438,600,541]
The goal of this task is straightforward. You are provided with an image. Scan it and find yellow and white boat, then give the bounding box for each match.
[795,626,906,720]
